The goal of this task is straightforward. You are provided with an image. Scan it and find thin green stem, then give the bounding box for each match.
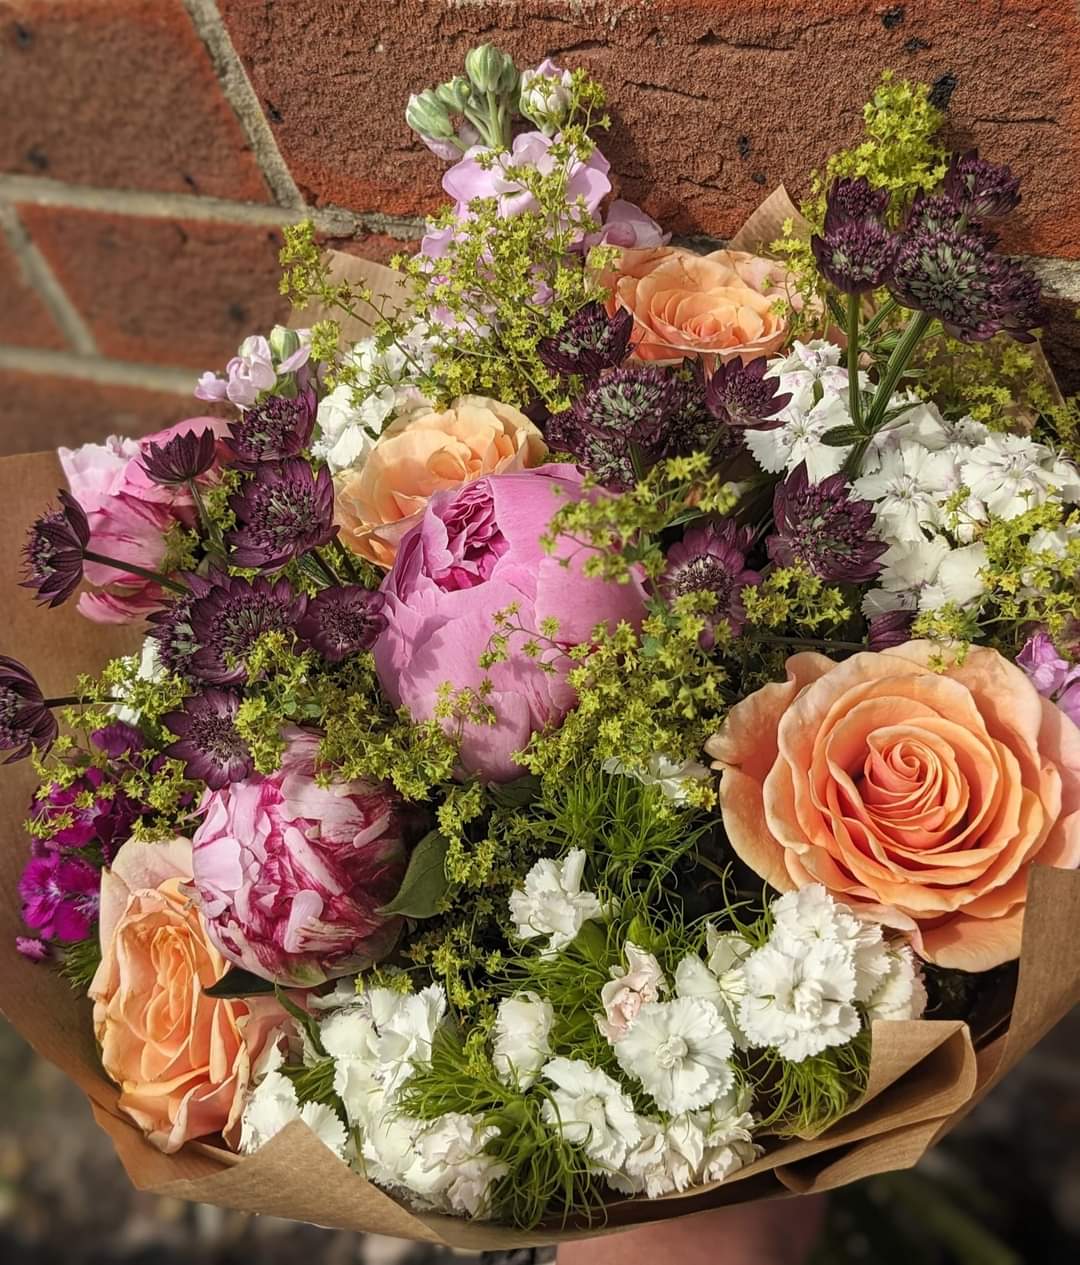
[188,479,225,560]
[45,695,120,708]
[861,294,898,341]
[846,292,862,429]
[862,309,932,433]
[82,550,187,595]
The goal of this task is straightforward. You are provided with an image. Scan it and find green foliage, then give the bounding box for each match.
[751,1031,872,1137]
[58,935,103,994]
[914,334,1058,428]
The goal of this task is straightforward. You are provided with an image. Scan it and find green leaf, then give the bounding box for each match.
[379,829,451,919]
[821,425,863,447]
[489,774,542,809]
[204,967,277,998]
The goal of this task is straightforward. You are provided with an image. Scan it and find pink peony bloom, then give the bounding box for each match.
[191,728,407,987]
[60,417,230,624]
[373,464,648,782]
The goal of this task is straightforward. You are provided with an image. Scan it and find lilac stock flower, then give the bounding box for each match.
[227,385,318,464]
[22,489,90,607]
[297,586,387,663]
[195,334,310,409]
[867,608,916,651]
[163,689,255,790]
[583,199,669,251]
[705,357,791,430]
[0,656,58,763]
[140,426,218,486]
[537,302,634,378]
[661,520,761,644]
[18,853,101,943]
[226,459,337,571]
[943,149,1021,220]
[1017,632,1080,729]
[768,464,887,583]
[889,227,1042,342]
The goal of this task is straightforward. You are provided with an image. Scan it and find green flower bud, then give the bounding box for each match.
[268,325,301,364]
[435,76,472,113]
[405,89,453,140]
[464,43,515,96]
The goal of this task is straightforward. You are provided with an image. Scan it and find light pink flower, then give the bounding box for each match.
[191,728,407,987]
[597,943,666,1042]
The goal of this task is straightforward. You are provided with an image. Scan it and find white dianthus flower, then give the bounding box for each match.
[492,992,554,1088]
[614,996,735,1114]
[319,1004,381,1128]
[744,390,851,483]
[696,1084,761,1182]
[865,944,929,1022]
[960,432,1068,519]
[601,753,712,803]
[770,886,890,1004]
[312,382,383,473]
[541,1057,641,1171]
[853,442,955,544]
[917,541,989,612]
[597,941,667,1043]
[612,1114,706,1198]
[362,1091,448,1205]
[415,1112,508,1218]
[862,537,987,618]
[369,983,447,1094]
[674,930,751,1045]
[509,848,604,955]
[239,1067,349,1160]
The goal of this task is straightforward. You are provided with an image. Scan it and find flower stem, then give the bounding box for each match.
[846,293,862,429]
[44,695,119,708]
[82,550,188,595]
[759,634,868,652]
[188,479,226,560]
[861,295,898,341]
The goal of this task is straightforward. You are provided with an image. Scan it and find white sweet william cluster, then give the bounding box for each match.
[313,331,436,473]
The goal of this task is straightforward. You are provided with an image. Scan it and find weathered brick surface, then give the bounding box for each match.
[0,0,270,202]
[0,234,65,351]
[18,208,291,371]
[0,372,216,455]
[218,0,1080,258]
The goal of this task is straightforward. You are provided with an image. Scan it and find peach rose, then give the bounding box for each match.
[604,246,793,365]
[707,641,1080,971]
[335,396,547,568]
[89,837,281,1153]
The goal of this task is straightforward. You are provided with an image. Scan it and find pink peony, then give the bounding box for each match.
[373,464,648,782]
[191,728,407,987]
[60,417,230,624]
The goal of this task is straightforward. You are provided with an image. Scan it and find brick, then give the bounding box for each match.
[0,371,220,456]
[0,233,65,350]
[325,232,420,266]
[0,0,269,202]
[18,208,291,371]
[218,0,1080,258]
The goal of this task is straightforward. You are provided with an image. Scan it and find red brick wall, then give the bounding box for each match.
[2,0,1079,454]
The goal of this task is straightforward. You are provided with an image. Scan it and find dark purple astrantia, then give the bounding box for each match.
[661,520,761,644]
[867,607,916,651]
[889,227,1042,342]
[226,458,338,571]
[904,193,969,238]
[545,365,675,489]
[822,176,891,233]
[0,656,58,762]
[705,357,791,430]
[140,426,218,486]
[182,570,308,686]
[22,490,90,608]
[227,386,317,464]
[298,585,387,662]
[163,689,254,790]
[768,464,887,583]
[943,149,1021,220]
[146,588,200,681]
[537,302,634,378]
[812,177,899,295]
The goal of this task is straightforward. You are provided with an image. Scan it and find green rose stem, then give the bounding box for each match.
[81,549,188,595]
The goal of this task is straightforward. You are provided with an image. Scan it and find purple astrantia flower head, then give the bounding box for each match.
[297,586,387,662]
[227,385,318,464]
[943,149,1021,220]
[705,356,791,430]
[545,365,674,489]
[146,588,200,681]
[180,570,308,686]
[768,464,887,583]
[904,192,969,238]
[661,520,761,645]
[867,608,916,651]
[0,656,57,763]
[662,361,727,459]
[163,689,255,791]
[537,302,634,378]
[226,458,337,571]
[139,425,218,487]
[18,852,101,942]
[822,177,891,234]
[890,227,1042,342]
[22,490,90,608]
[812,219,900,295]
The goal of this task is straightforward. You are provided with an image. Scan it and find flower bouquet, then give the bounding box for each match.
[3,50,1080,1250]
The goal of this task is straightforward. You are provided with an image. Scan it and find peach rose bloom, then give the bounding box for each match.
[604,246,793,365]
[89,837,281,1154]
[707,641,1080,971]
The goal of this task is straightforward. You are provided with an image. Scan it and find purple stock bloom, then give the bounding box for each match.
[226,458,337,571]
[140,426,218,486]
[163,689,254,791]
[867,609,916,651]
[18,853,101,942]
[22,489,90,607]
[227,386,318,464]
[705,357,791,430]
[822,177,891,234]
[889,227,1042,342]
[768,464,887,583]
[943,149,1021,220]
[545,365,675,489]
[182,570,308,686]
[0,656,57,763]
[661,520,761,645]
[16,936,49,963]
[537,302,634,378]
[298,586,387,663]
[1017,633,1080,729]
